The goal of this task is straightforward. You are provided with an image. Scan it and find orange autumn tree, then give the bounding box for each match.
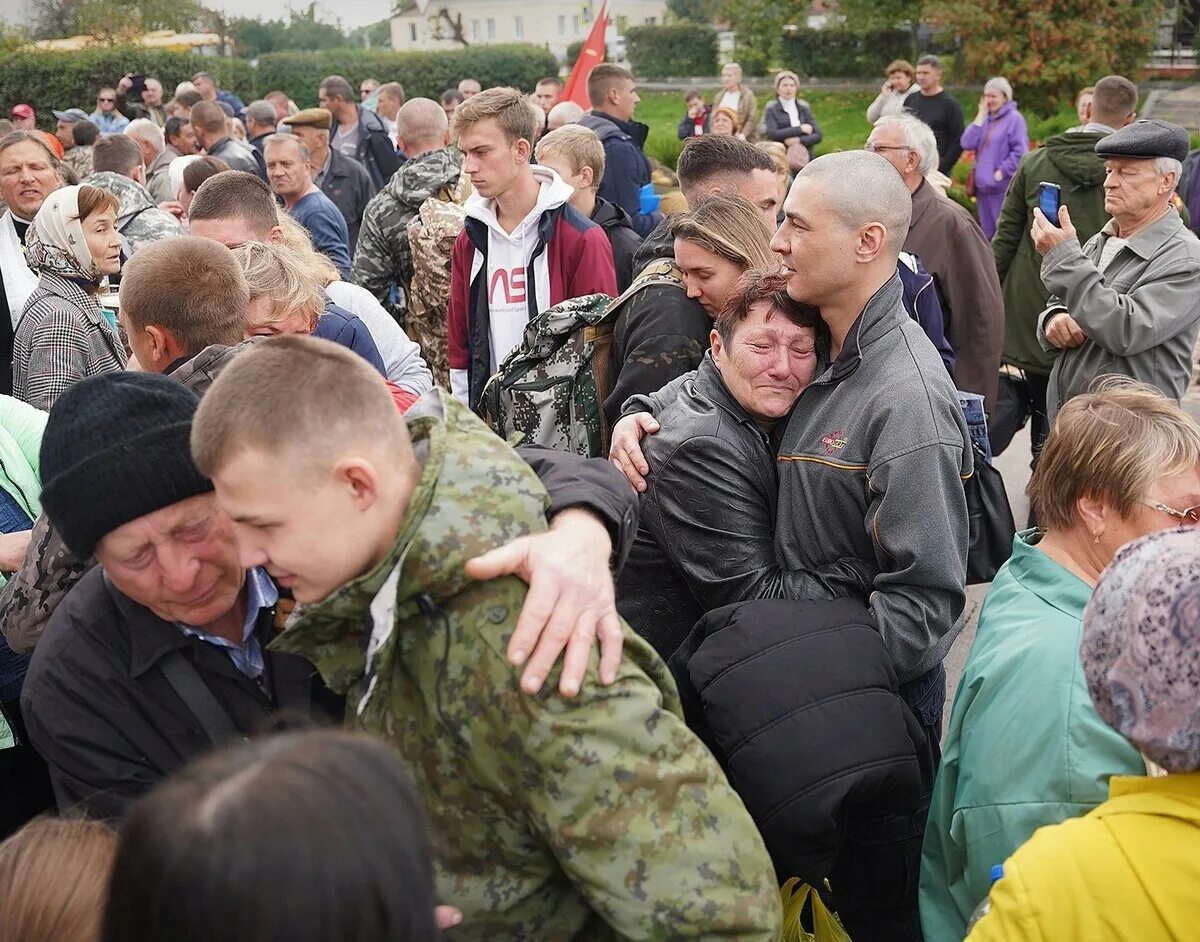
[927,0,1165,117]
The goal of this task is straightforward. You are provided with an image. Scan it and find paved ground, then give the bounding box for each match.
[1143,83,1200,127]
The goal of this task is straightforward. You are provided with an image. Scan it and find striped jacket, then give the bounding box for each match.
[12,273,126,411]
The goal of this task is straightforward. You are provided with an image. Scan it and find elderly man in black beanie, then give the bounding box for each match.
[18,372,342,819]
[1032,118,1200,422]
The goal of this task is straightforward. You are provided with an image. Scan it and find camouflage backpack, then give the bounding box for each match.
[406,174,473,389]
[479,259,685,457]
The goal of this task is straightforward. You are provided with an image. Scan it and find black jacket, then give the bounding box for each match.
[208,136,266,180]
[616,355,875,659]
[668,598,926,886]
[319,146,374,252]
[602,219,710,430]
[591,197,643,293]
[762,98,822,158]
[20,567,340,819]
[331,105,401,192]
[579,111,661,237]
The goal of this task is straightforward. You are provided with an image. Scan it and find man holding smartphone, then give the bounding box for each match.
[1032,118,1200,423]
[116,74,167,128]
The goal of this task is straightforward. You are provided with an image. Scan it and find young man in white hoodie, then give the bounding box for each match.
[447,87,617,409]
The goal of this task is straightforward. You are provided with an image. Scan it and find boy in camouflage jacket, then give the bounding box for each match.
[191,336,782,941]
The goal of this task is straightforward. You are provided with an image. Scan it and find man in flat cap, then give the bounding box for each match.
[1032,118,1200,422]
[280,107,373,251]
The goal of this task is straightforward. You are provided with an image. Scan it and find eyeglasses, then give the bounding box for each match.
[864,143,912,154]
[1140,499,1200,525]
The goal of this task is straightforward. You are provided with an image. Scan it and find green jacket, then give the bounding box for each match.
[273,393,781,942]
[992,131,1110,375]
[0,395,44,532]
[918,530,1144,941]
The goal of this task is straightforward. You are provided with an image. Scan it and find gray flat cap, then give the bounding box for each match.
[1095,119,1190,163]
[51,108,89,123]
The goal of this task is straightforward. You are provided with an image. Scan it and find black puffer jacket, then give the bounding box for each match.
[591,197,643,293]
[668,598,926,887]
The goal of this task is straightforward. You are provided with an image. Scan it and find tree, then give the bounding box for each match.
[718,0,808,74]
[432,8,469,46]
[926,0,1165,116]
[27,0,209,41]
[667,0,722,23]
[228,5,348,56]
[349,18,392,49]
[834,0,924,58]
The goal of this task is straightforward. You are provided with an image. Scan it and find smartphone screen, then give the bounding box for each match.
[1038,183,1062,226]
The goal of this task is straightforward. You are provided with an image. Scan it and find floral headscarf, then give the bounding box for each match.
[1081,527,1200,773]
[25,184,105,283]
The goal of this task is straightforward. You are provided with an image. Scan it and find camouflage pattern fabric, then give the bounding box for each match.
[87,171,183,256]
[62,146,93,182]
[480,260,685,458]
[403,172,473,389]
[273,391,782,941]
[351,147,463,324]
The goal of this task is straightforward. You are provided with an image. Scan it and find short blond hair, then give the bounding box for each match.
[191,335,407,478]
[232,241,326,332]
[754,140,788,177]
[451,86,538,145]
[1028,379,1200,530]
[536,125,605,189]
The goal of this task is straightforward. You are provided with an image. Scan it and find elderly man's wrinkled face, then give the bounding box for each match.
[712,299,818,424]
[1103,157,1175,221]
[265,139,310,201]
[866,125,918,179]
[0,141,61,220]
[144,79,163,107]
[95,493,246,629]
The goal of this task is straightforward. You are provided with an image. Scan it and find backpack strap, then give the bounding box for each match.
[605,259,685,315]
[158,648,243,746]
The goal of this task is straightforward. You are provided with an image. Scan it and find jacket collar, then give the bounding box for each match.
[100,570,218,679]
[37,271,106,319]
[1005,528,1093,621]
[1108,772,1200,805]
[817,273,908,383]
[909,178,944,230]
[588,110,649,145]
[693,353,772,441]
[1099,207,1181,260]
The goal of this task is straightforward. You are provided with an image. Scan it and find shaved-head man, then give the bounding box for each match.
[352,98,459,382]
[458,78,482,98]
[613,150,972,938]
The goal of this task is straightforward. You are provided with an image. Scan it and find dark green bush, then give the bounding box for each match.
[566,41,584,67]
[779,28,913,79]
[256,45,559,105]
[1,49,254,128]
[626,24,718,80]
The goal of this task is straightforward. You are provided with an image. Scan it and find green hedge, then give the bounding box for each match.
[255,45,559,106]
[626,24,718,80]
[779,29,914,79]
[1,48,255,128]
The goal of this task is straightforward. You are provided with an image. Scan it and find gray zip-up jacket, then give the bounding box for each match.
[1037,208,1200,423]
[628,274,972,685]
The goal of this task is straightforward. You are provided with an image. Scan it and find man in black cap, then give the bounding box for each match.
[1032,118,1200,422]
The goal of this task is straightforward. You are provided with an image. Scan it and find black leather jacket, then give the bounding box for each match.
[616,354,875,660]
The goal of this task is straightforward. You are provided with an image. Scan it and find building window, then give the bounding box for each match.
[409,23,417,42]
[572,14,580,34]
[646,16,657,24]
[514,15,523,39]
[487,17,496,39]
[558,15,566,36]
[470,19,479,40]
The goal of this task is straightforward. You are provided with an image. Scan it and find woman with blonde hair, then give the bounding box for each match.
[713,62,757,139]
[671,192,776,317]
[0,817,117,942]
[708,106,739,137]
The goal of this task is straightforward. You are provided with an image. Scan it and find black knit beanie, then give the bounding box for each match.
[39,372,213,559]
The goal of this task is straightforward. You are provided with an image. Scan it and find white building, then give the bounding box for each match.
[390,0,669,61]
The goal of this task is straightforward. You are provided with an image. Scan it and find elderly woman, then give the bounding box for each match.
[960,76,1029,238]
[11,185,125,410]
[708,106,739,138]
[616,266,822,658]
[866,59,920,123]
[762,70,821,167]
[920,381,1200,942]
[968,526,1200,940]
[713,62,757,140]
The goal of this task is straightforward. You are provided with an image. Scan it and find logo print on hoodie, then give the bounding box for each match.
[822,430,847,455]
[489,267,527,305]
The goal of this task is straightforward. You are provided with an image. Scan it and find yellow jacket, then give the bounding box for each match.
[967,773,1200,941]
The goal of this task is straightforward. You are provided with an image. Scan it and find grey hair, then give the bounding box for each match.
[124,118,164,152]
[916,54,941,69]
[1156,156,1183,193]
[245,100,277,127]
[873,114,938,176]
[796,151,912,251]
[263,133,309,162]
[547,101,584,129]
[984,76,1013,102]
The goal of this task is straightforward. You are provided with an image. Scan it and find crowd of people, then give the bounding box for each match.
[0,50,1198,942]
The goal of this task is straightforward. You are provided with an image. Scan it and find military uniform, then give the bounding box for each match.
[351,147,462,322]
[87,171,183,256]
[62,146,93,182]
[273,392,782,941]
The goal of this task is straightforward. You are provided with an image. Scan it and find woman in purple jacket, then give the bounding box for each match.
[961,77,1029,239]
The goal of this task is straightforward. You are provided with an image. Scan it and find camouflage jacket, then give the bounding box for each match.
[62,145,94,182]
[0,342,257,653]
[351,147,462,321]
[88,171,183,256]
[273,392,781,942]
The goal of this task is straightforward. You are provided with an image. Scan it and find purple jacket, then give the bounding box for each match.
[960,102,1028,194]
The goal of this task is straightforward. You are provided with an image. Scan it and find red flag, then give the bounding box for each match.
[561,2,608,110]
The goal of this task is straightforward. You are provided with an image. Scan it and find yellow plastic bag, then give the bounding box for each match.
[780,877,853,942]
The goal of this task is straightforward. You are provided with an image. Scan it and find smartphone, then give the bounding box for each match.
[129,74,146,97]
[1038,182,1062,226]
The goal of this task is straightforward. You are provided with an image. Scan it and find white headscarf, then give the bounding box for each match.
[26,185,103,281]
